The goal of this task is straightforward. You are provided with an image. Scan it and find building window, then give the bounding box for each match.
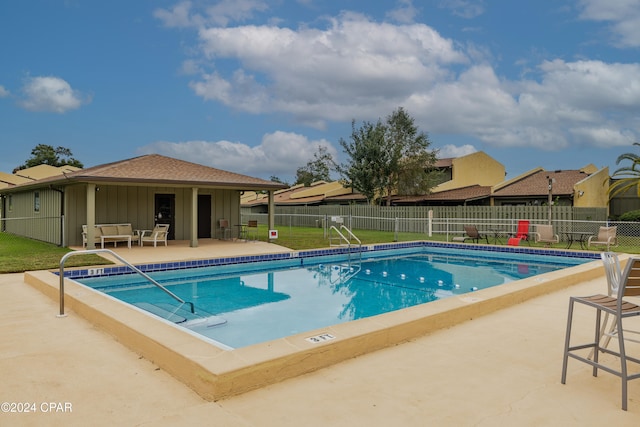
[34,192,40,212]
[7,195,12,212]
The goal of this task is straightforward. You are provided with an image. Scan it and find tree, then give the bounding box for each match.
[381,107,439,204]
[338,119,387,204]
[14,144,84,172]
[294,146,336,186]
[270,175,289,186]
[338,108,439,205]
[609,142,640,199]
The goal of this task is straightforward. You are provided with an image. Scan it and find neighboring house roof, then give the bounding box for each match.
[391,185,492,204]
[0,171,32,188]
[434,158,454,168]
[242,180,366,206]
[0,154,287,192]
[0,165,81,189]
[492,169,590,198]
[14,164,82,180]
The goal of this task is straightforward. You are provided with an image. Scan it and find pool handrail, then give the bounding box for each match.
[329,225,361,250]
[58,249,195,317]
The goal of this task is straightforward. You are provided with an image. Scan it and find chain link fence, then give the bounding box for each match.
[242,211,639,252]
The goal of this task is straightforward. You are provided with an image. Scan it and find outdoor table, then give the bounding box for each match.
[564,231,589,250]
[489,229,512,244]
[235,224,248,241]
[135,229,151,246]
[100,235,132,249]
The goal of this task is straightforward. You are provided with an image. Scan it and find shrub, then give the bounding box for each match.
[619,209,640,221]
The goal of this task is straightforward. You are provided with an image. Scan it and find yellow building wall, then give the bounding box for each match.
[435,151,505,192]
[573,167,609,208]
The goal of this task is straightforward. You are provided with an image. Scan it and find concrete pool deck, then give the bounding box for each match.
[2,240,640,425]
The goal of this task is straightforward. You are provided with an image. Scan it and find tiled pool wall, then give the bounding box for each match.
[62,240,600,280]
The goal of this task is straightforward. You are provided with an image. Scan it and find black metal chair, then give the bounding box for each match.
[462,225,488,244]
[247,220,258,241]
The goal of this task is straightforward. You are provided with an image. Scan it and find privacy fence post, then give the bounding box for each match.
[394,217,399,242]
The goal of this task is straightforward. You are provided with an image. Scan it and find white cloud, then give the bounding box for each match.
[578,0,640,47]
[386,0,419,24]
[154,0,268,28]
[438,0,486,19]
[19,76,87,113]
[0,85,9,97]
[437,144,477,158]
[203,0,269,27]
[192,13,467,126]
[137,131,338,179]
[158,3,640,154]
[154,1,200,28]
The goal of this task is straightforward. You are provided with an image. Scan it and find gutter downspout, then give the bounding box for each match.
[50,185,65,247]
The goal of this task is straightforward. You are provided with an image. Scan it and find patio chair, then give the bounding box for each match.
[247,220,258,241]
[81,225,102,248]
[507,237,521,246]
[461,225,488,244]
[514,220,530,243]
[588,252,640,358]
[140,224,169,247]
[218,219,231,240]
[587,226,618,251]
[532,224,559,246]
[561,256,640,410]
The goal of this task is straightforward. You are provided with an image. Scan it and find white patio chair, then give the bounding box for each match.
[587,226,618,251]
[532,224,559,246]
[140,224,169,247]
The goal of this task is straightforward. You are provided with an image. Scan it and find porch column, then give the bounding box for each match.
[86,183,96,250]
[190,187,198,248]
[268,190,275,242]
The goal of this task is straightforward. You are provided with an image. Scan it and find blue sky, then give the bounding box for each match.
[1,0,640,184]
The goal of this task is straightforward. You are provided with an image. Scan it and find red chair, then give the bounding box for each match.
[514,220,530,244]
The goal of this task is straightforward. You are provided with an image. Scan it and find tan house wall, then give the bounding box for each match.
[3,188,62,244]
[435,151,505,192]
[573,167,610,209]
[64,184,240,247]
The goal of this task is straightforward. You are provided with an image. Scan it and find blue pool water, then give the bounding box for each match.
[76,247,590,349]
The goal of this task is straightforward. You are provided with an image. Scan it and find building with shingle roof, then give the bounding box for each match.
[242,181,367,210]
[243,151,506,208]
[491,164,609,208]
[0,154,286,247]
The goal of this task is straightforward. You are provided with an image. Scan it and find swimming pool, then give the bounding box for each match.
[30,241,604,400]
[75,246,591,349]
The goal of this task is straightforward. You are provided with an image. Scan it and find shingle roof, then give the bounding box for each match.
[435,158,453,168]
[391,185,492,203]
[1,154,286,191]
[242,181,367,206]
[492,169,588,197]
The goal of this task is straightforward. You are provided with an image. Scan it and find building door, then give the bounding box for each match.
[154,193,175,240]
[197,194,212,238]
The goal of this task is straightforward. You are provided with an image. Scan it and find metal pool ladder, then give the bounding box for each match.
[58,249,195,317]
[328,225,362,284]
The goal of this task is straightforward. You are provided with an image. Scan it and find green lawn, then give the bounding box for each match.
[0,235,107,274]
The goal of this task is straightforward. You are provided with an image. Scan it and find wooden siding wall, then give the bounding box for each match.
[3,188,62,244]
[66,184,240,246]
